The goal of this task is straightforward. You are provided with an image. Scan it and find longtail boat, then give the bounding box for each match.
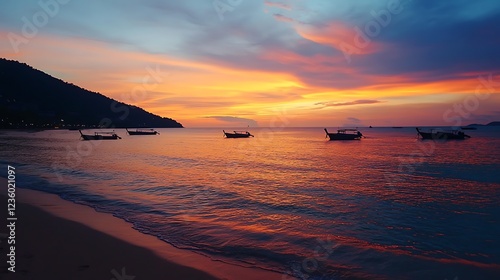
[126,128,159,135]
[416,128,470,140]
[324,128,363,140]
[79,130,121,140]
[223,130,254,138]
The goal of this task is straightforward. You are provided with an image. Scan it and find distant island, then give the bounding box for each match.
[0,58,183,129]
[464,121,500,127]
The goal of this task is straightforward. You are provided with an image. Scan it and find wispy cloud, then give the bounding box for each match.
[265,1,292,10]
[316,100,382,107]
[205,116,258,126]
[343,117,363,127]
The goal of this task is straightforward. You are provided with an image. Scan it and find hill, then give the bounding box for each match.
[486,121,500,126]
[464,121,500,127]
[0,58,183,129]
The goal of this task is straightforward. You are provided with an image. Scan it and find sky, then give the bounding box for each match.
[1,0,499,127]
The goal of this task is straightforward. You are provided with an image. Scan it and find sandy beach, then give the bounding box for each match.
[0,178,285,280]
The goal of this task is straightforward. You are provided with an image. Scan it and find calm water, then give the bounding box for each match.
[1,127,500,279]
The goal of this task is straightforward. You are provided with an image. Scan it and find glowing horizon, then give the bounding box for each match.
[0,0,499,127]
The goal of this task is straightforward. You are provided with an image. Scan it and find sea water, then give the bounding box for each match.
[1,127,499,279]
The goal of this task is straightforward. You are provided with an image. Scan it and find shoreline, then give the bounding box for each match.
[0,178,285,280]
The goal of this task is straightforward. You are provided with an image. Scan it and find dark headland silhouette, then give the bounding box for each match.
[0,58,183,129]
[465,121,500,127]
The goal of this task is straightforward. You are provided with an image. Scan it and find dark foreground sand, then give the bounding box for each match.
[0,178,284,280]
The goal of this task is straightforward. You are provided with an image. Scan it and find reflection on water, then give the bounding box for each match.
[1,127,500,279]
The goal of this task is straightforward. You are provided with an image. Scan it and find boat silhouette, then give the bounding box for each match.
[126,128,159,135]
[223,130,254,138]
[79,130,121,140]
[416,128,470,140]
[324,128,363,140]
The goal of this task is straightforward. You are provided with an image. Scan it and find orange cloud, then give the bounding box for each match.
[296,22,385,56]
[259,48,351,74]
[264,1,292,10]
[1,29,498,128]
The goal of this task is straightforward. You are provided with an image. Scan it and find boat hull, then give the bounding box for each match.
[126,129,158,135]
[81,135,119,140]
[127,131,158,135]
[416,128,470,140]
[326,133,361,140]
[224,133,252,138]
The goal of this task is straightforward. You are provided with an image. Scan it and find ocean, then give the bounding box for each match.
[1,127,499,279]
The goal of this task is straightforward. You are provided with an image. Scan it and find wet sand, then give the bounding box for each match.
[0,178,286,280]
